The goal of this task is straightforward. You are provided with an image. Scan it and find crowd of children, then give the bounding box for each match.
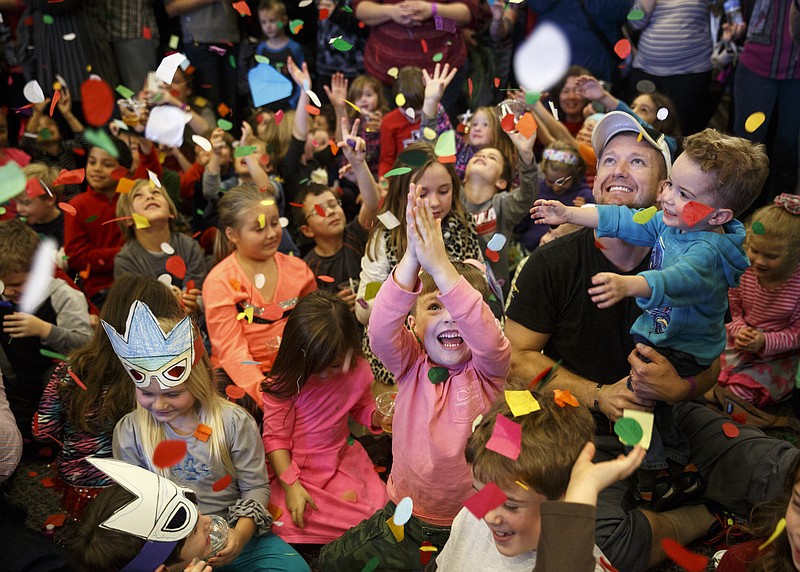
[0,1,799,571]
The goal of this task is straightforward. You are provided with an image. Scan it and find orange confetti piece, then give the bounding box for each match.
[494,77,500,88]
[67,368,87,390]
[329,140,339,155]
[59,202,77,216]
[232,0,251,16]
[49,90,61,117]
[553,389,579,408]
[52,168,85,186]
[680,200,714,227]
[115,177,136,194]
[515,112,538,139]
[212,474,233,492]
[217,102,231,117]
[305,104,320,116]
[318,275,335,283]
[374,465,387,473]
[79,264,91,280]
[468,78,473,100]
[226,385,246,400]
[152,439,188,469]
[437,154,456,164]
[41,477,56,488]
[341,490,358,503]
[614,39,631,59]
[229,278,242,291]
[722,422,740,438]
[193,423,212,442]
[267,503,284,520]
[28,471,39,478]
[44,513,67,528]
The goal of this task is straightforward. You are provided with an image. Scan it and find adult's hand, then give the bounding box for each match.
[628,344,692,403]
[597,378,655,422]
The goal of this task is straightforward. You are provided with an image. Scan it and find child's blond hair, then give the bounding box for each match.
[116,180,180,240]
[747,197,800,253]
[22,162,64,201]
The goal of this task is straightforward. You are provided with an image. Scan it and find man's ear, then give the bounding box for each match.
[299,223,315,239]
[495,178,509,192]
[708,208,734,226]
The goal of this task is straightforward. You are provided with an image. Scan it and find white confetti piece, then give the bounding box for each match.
[377,211,401,230]
[19,238,57,314]
[255,273,266,289]
[160,242,175,255]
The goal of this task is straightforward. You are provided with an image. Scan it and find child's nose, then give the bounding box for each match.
[483,508,502,526]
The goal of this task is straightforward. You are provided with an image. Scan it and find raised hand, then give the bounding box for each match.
[565,442,646,506]
[286,56,311,90]
[530,199,570,225]
[423,63,458,105]
[338,116,366,165]
[323,72,349,114]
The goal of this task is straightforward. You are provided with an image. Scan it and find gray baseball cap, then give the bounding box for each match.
[591,111,672,175]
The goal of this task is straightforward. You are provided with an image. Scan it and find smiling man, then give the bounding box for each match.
[505,111,800,571]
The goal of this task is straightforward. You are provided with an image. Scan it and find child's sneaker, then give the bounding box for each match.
[635,469,676,510]
[673,463,705,501]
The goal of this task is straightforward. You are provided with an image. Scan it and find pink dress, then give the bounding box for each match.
[718,264,800,406]
[261,358,389,544]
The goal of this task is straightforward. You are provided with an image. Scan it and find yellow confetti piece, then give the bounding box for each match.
[132,213,150,229]
[745,112,766,133]
[342,99,362,114]
[387,67,399,79]
[237,306,254,324]
[386,516,404,542]
[515,480,530,491]
[504,390,540,417]
[758,517,786,551]
[258,213,265,229]
[637,131,644,142]
[419,546,438,552]
[632,206,658,224]
[423,127,437,141]
[395,93,406,107]
[261,199,275,206]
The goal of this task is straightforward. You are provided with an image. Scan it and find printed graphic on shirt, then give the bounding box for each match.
[450,371,485,424]
[472,206,498,237]
[171,453,211,482]
[646,236,672,334]
[402,128,423,149]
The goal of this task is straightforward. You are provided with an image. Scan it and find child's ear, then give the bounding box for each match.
[299,223,315,239]
[709,208,734,226]
[495,178,509,192]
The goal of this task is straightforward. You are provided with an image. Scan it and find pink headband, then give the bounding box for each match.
[542,148,579,166]
[774,193,800,215]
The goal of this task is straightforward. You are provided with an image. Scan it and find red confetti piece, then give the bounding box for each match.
[53,168,85,186]
[731,412,747,424]
[594,239,606,250]
[553,389,579,408]
[289,202,304,208]
[185,279,196,291]
[494,77,500,88]
[67,368,87,390]
[274,109,284,125]
[232,0,251,16]
[59,202,77,216]
[420,39,428,53]
[661,538,708,572]
[598,556,619,572]
[153,439,188,469]
[468,78,473,100]
[358,21,365,28]
[49,90,61,117]
[212,474,233,492]
[437,154,456,164]
[165,255,187,280]
[680,201,714,227]
[41,477,56,488]
[374,465,387,473]
[722,422,740,438]
[44,513,67,528]
[527,365,553,390]
[142,26,152,40]
[72,147,86,156]
[614,39,631,59]
[38,446,53,457]
[500,113,515,132]
[314,203,327,217]
[420,541,435,566]
[485,248,500,263]
[318,275,335,283]
[80,79,115,127]
[33,412,39,433]
[102,216,132,226]
[319,7,330,19]
[226,385,246,400]
[28,471,39,477]
[261,304,284,321]
[26,178,47,198]
[110,166,128,180]
[464,482,507,519]
[305,104,320,116]
[260,153,270,167]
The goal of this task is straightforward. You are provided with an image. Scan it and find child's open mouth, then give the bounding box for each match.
[437,330,464,349]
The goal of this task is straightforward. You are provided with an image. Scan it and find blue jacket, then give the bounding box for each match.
[597,206,749,364]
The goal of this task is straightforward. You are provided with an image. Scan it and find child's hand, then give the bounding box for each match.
[286,482,318,529]
[208,526,247,567]
[575,74,605,102]
[422,63,458,105]
[530,199,569,225]
[286,57,311,90]
[195,146,213,167]
[182,288,202,314]
[507,129,536,159]
[338,117,366,166]
[56,89,73,116]
[209,128,226,155]
[323,72,349,113]
[239,121,254,146]
[337,286,357,313]
[587,272,632,308]
[3,312,51,339]
[565,442,645,506]
[573,196,587,207]
[734,327,765,353]
[32,98,50,116]
[410,189,451,279]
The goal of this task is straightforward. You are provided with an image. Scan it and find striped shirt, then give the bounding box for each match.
[631,0,713,76]
[726,264,800,357]
[739,0,800,80]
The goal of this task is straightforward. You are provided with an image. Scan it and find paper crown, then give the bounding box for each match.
[102,300,195,389]
[87,457,198,571]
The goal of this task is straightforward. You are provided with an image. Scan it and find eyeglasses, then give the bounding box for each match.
[305,199,342,219]
[546,175,573,187]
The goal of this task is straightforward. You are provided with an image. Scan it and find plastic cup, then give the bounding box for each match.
[375,391,397,434]
[208,515,229,557]
[117,98,147,127]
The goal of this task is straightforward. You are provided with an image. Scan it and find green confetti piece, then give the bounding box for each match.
[432,52,443,62]
[383,166,412,178]
[275,62,284,69]
[39,128,53,141]
[84,128,119,158]
[751,221,765,235]
[289,19,304,34]
[85,215,98,223]
[428,366,449,384]
[632,205,658,224]
[525,91,541,105]
[614,417,643,446]
[342,5,353,12]
[489,293,497,302]
[347,436,355,446]
[43,14,54,24]
[217,119,233,131]
[627,9,645,20]
[169,34,180,50]
[115,85,135,99]
[229,54,237,69]
[434,129,456,157]
[364,281,382,301]
[196,209,204,215]
[255,55,270,65]
[40,349,69,361]
[298,178,309,185]
[0,207,5,215]
[361,556,380,572]
[234,145,257,157]
[151,91,164,103]
[331,38,354,52]
[398,149,427,167]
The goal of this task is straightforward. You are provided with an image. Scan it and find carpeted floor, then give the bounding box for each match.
[6,404,799,572]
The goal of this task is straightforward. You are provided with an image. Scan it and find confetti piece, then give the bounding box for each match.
[732,412,747,424]
[51,167,83,186]
[258,213,266,229]
[234,145,257,158]
[116,84,135,99]
[632,206,658,224]
[598,556,619,572]
[0,162,27,204]
[515,480,530,491]
[680,201,714,227]
[289,19,304,34]
[305,104,320,116]
[514,23,570,92]
[553,389,579,408]
[494,77,501,88]
[759,517,786,551]
[504,390,540,417]
[383,166,412,178]
[25,178,47,198]
[79,264,91,280]
[387,67,399,79]
[319,7,330,19]
[614,39,632,59]
[153,439,188,469]
[386,516,404,542]
[158,273,172,286]
[132,213,150,229]
[226,385,247,400]
[41,477,56,488]
[661,539,708,572]
[254,273,266,289]
[160,242,175,256]
[419,542,437,566]
[23,80,45,104]
[165,255,187,280]
[428,366,449,384]
[487,233,507,252]
[28,472,39,478]
[306,88,322,108]
[486,414,522,460]
[500,113,516,133]
[423,127,437,141]
[614,417,643,446]
[393,497,413,526]
[398,149,427,167]
[237,306,255,324]
[525,91,541,105]
[434,129,456,157]
[84,128,120,158]
[193,423,212,442]
[57,202,76,217]
[405,107,415,121]
[211,474,234,492]
[656,107,669,121]
[62,32,76,41]
[267,502,284,520]
[19,237,56,315]
[745,112,766,133]
[722,422,740,438]
[464,482,507,519]
[377,211,401,230]
[148,169,161,189]
[364,281,382,300]
[420,38,428,53]
[621,410,653,449]
[361,556,380,572]
[156,52,187,85]
[516,112,538,139]
[217,118,233,131]
[485,248,500,263]
[751,221,765,235]
[395,93,406,107]
[232,0,250,16]
[115,178,136,194]
[432,52,443,62]
[331,37,354,51]
[49,90,61,117]
[192,135,212,152]
[627,9,645,20]
[274,109,284,125]
[169,34,180,50]
[81,79,115,127]
[67,368,87,391]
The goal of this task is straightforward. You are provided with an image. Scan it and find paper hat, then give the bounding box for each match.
[102,300,195,389]
[591,111,673,176]
[87,457,198,572]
